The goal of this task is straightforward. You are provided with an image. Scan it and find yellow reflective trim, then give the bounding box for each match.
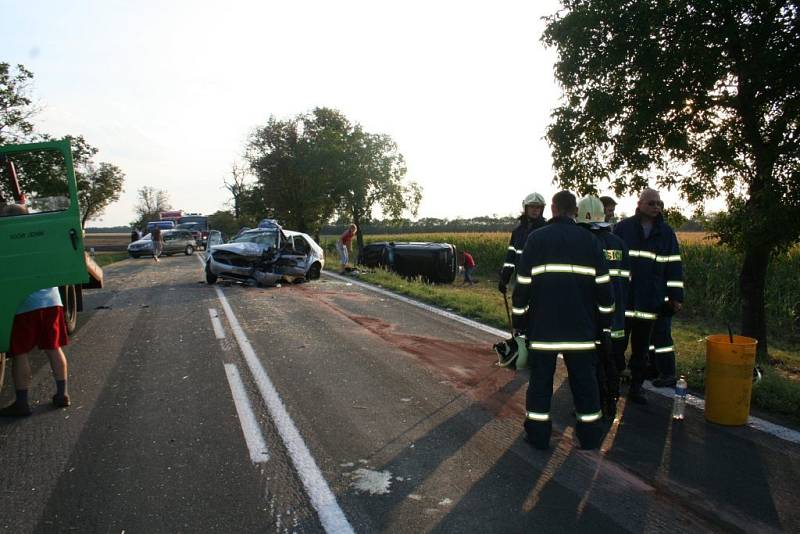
[576,411,602,423]
[507,246,516,251]
[512,306,529,315]
[666,280,684,288]
[530,264,596,277]
[629,250,656,260]
[610,329,625,339]
[526,411,550,421]
[598,304,615,314]
[528,341,596,351]
[516,274,532,285]
[649,345,656,351]
[503,262,516,268]
[595,274,611,284]
[654,345,674,353]
[625,310,657,320]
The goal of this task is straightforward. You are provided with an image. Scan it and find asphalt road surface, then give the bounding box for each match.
[1,254,798,533]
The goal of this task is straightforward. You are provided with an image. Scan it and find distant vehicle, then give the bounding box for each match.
[205,226,324,286]
[359,241,457,283]
[128,229,197,258]
[146,220,176,233]
[177,214,209,248]
[159,210,184,223]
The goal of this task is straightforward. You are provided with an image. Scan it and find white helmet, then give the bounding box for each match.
[523,192,545,207]
[577,195,606,223]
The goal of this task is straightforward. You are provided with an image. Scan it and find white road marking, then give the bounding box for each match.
[209,308,226,340]
[223,364,270,463]
[213,285,355,534]
[323,271,800,445]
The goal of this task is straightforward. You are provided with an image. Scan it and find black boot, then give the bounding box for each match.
[628,381,648,405]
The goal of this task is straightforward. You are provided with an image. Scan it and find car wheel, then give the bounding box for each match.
[307,262,321,280]
[185,245,195,255]
[205,262,218,284]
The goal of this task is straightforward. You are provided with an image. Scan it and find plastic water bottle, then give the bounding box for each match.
[672,376,688,420]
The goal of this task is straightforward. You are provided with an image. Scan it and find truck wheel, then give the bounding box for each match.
[185,245,195,255]
[0,352,6,395]
[205,263,218,284]
[60,284,78,334]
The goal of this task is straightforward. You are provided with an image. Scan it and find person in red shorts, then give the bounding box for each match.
[1,286,71,417]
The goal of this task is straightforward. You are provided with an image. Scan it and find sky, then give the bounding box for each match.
[2,0,682,227]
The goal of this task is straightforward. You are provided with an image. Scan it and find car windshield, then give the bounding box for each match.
[232,230,278,248]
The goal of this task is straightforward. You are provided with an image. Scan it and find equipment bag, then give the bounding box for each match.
[493,335,528,370]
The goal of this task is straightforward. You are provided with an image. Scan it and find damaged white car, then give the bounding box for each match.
[204,222,324,286]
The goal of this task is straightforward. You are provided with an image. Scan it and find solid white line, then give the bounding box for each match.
[322,271,800,445]
[213,285,355,534]
[223,364,270,463]
[209,308,226,340]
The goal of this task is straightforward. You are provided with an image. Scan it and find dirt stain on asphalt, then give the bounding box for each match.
[296,285,525,418]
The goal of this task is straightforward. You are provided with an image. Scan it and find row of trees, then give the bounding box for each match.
[0,63,125,227]
[220,107,421,251]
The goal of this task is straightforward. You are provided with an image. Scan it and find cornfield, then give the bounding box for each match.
[322,231,800,341]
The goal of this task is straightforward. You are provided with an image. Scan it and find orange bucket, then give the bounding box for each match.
[704,334,758,425]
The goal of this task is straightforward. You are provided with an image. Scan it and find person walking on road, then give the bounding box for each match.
[512,191,614,450]
[152,226,164,263]
[576,195,630,419]
[336,223,358,273]
[498,192,547,295]
[613,189,683,403]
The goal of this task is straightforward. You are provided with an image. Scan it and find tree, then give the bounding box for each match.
[223,164,252,220]
[335,125,422,252]
[133,186,170,229]
[77,162,125,228]
[207,209,240,239]
[0,63,36,144]
[543,1,800,358]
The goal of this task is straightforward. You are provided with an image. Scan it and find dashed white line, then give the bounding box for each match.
[223,364,270,463]
[213,285,355,534]
[209,308,226,340]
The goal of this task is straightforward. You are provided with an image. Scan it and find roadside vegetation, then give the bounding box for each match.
[322,231,800,425]
[92,251,129,268]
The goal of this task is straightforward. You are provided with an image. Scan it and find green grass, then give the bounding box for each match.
[93,252,129,268]
[334,265,800,425]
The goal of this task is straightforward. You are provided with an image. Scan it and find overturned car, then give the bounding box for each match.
[205,221,324,286]
[358,241,457,284]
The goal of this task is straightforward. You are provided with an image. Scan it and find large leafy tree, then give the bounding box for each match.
[335,126,422,252]
[132,186,170,229]
[543,1,800,358]
[0,63,36,144]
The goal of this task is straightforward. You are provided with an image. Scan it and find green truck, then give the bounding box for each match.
[0,139,103,390]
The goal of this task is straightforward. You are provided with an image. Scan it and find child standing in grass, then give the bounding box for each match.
[462,250,477,285]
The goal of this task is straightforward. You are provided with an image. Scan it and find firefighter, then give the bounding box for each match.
[498,192,547,295]
[512,191,614,450]
[576,195,630,419]
[613,188,683,403]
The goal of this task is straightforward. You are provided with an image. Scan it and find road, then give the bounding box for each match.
[1,253,798,533]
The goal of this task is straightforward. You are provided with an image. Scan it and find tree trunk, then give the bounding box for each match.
[739,245,770,361]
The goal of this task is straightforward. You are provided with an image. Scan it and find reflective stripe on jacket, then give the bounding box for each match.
[583,225,629,338]
[613,213,683,318]
[500,216,547,282]
[511,216,614,351]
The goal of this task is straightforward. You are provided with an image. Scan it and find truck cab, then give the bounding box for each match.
[0,140,102,388]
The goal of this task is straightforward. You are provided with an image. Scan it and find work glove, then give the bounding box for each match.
[498,266,513,294]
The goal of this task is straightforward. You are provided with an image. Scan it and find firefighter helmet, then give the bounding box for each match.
[523,192,546,207]
[577,195,605,223]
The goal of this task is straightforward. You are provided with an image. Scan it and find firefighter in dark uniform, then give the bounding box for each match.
[613,188,684,403]
[512,191,615,450]
[577,195,630,419]
[498,193,547,295]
